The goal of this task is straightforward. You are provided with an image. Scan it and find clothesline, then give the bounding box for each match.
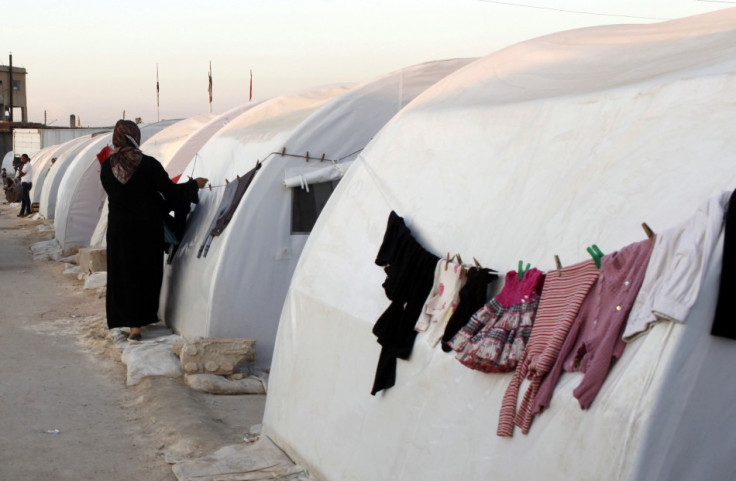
[190,146,366,191]
[372,189,733,438]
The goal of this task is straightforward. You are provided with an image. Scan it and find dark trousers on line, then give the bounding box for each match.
[20,182,32,216]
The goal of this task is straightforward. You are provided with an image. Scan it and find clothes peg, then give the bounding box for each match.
[236,174,240,180]
[445,252,451,271]
[586,244,604,269]
[473,257,481,267]
[518,260,531,280]
[225,178,229,185]
[456,254,463,265]
[320,153,326,162]
[641,222,656,244]
[306,151,310,162]
[554,255,562,277]
[281,147,286,157]
[208,183,212,191]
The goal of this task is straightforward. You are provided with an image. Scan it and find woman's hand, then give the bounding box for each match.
[194,177,209,189]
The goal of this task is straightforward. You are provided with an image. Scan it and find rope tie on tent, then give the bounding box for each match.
[355,154,400,212]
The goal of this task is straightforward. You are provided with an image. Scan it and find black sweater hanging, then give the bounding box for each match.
[711,188,736,339]
[371,211,439,395]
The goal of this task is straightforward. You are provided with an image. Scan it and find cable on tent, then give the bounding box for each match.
[190,153,199,179]
[354,154,403,214]
[477,0,671,20]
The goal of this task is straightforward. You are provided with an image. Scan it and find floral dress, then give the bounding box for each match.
[448,268,545,373]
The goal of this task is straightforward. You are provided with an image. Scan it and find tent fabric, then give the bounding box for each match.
[263,9,736,481]
[35,135,97,210]
[161,59,472,370]
[142,115,212,173]
[163,105,256,177]
[1,151,15,174]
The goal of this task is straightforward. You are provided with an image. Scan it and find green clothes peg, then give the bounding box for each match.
[586,244,604,268]
[518,260,531,280]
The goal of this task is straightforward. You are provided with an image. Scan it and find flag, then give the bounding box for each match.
[156,63,160,108]
[249,69,253,102]
[208,61,213,107]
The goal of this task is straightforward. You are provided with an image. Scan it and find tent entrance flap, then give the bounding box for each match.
[283,160,353,189]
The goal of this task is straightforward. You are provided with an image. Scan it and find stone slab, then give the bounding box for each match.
[77,247,107,274]
[178,338,256,375]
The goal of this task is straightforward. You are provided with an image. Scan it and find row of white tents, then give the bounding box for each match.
[14,8,736,480]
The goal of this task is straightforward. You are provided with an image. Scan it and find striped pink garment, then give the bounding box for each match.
[497,260,600,437]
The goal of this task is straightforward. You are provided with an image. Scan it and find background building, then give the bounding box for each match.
[0,65,28,123]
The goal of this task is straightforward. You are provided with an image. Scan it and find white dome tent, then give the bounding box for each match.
[162,105,256,177]
[159,85,350,367]
[162,59,471,370]
[39,135,104,220]
[140,115,214,173]
[264,9,736,481]
[25,145,59,203]
[1,151,15,174]
[35,134,102,209]
[54,120,181,252]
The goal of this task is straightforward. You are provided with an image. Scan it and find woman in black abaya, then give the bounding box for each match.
[100,120,207,340]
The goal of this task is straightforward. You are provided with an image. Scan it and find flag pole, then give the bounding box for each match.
[208,61,213,114]
[156,63,160,122]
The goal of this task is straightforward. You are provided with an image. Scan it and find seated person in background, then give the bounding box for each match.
[5,176,22,203]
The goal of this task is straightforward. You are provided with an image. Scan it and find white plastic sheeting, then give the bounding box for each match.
[54,120,180,251]
[35,134,99,207]
[264,10,736,481]
[1,150,15,173]
[162,60,470,370]
[39,134,104,219]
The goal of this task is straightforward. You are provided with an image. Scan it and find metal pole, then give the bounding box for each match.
[156,63,160,122]
[8,52,13,123]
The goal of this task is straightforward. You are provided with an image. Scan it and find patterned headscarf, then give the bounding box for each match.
[109,120,143,184]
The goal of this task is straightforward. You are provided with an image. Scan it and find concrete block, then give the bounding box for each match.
[178,338,256,375]
[77,247,107,274]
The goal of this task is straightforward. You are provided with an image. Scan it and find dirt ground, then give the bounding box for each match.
[0,202,267,480]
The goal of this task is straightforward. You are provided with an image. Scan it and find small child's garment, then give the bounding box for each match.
[533,239,653,415]
[498,260,599,437]
[441,267,499,352]
[623,191,730,342]
[416,259,467,347]
[449,268,545,373]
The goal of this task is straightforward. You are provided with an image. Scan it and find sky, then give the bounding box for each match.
[0,0,729,127]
